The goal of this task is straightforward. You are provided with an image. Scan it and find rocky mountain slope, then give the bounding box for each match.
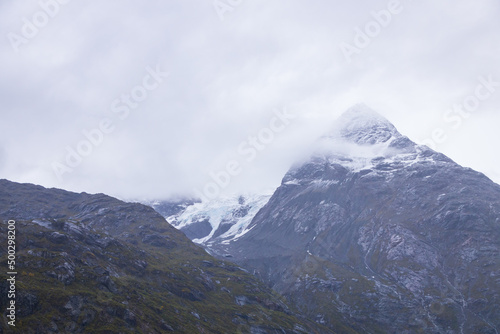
[0,179,339,333]
[163,105,500,333]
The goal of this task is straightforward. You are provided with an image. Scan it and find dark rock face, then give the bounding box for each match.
[180,217,212,240]
[0,180,335,333]
[212,105,500,333]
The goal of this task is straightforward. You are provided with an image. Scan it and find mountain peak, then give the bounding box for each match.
[331,104,400,145]
[339,103,389,124]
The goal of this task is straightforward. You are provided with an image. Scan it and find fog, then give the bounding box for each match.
[1,0,499,200]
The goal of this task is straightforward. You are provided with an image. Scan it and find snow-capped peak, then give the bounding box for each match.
[283,105,427,181]
[326,104,400,145]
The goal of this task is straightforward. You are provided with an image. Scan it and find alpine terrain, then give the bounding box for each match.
[148,193,272,249]
[0,179,337,333]
[155,105,500,333]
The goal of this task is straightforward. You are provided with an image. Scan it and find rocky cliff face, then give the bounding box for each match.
[0,179,337,333]
[205,105,500,333]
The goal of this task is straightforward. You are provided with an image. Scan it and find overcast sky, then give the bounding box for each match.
[1,0,499,200]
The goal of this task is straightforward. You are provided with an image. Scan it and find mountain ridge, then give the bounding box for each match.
[152,106,500,333]
[0,179,341,333]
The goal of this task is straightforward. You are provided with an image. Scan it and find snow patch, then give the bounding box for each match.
[32,219,52,229]
[173,192,272,245]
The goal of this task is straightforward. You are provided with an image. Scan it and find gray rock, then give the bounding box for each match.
[203,106,500,333]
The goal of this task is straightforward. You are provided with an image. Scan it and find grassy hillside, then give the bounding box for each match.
[0,180,334,333]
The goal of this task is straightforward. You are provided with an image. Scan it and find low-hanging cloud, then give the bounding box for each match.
[0,0,499,200]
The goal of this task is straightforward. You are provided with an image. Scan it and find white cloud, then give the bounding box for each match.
[0,0,499,199]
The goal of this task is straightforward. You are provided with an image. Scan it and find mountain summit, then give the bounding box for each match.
[171,105,500,333]
[327,104,400,145]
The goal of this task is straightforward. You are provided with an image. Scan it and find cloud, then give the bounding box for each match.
[1,0,499,199]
